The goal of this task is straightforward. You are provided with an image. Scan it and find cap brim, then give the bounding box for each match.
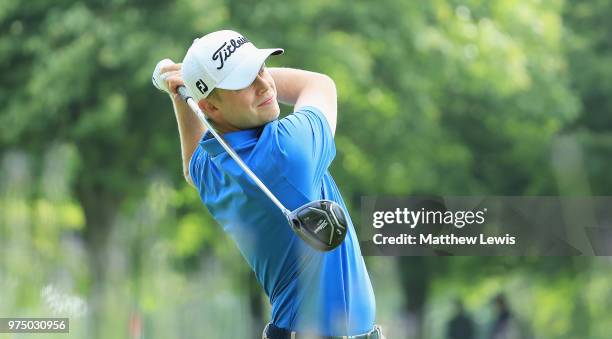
[216,48,283,90]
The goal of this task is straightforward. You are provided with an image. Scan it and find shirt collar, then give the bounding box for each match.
[200,127,263,156]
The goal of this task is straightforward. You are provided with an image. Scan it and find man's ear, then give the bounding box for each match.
[198,98,219,119]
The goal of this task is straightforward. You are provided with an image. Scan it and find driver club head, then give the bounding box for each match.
[287,200,348,251]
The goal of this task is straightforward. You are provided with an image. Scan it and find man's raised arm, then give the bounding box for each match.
[268,67,338,135]
[171,93,206,186]
[153,60,206,186]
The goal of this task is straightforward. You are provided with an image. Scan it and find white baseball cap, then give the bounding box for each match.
[181,30,283,102]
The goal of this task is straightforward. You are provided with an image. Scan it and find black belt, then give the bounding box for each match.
[264,323,383,339]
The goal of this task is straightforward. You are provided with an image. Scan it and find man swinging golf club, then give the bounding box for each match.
[153,29,384,338]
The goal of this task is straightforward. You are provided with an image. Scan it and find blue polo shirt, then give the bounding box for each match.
[189,106,375,336]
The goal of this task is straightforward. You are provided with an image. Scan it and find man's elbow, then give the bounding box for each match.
[317,74,336,92]
[316,74,338,129]
[317,74,337,107]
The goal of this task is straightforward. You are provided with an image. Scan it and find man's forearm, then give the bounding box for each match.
[268,67,330,106]
[268,67,338,134]
[172,96,206,182]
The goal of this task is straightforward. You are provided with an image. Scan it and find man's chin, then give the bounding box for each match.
[248,111,279,129]
[262,104,281,122]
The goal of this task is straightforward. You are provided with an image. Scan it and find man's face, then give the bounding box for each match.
[208,64,280,131]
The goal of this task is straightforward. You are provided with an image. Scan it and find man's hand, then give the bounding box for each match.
[152,59,184,101]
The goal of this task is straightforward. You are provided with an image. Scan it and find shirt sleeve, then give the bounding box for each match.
[189,144,206,189]
[273,106,336,191]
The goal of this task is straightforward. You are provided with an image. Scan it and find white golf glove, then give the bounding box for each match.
[152,58,176,95]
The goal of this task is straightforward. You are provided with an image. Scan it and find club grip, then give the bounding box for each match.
[176,86,192,102]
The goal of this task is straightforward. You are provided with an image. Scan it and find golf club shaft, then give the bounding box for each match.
[177,86,292,216]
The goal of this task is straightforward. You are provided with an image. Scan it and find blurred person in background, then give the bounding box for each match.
[488,293,522,339]
[447,299,475,339]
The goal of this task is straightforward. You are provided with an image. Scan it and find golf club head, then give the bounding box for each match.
[288,200,348,251]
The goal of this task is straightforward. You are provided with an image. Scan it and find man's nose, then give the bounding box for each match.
[253,74,270,95]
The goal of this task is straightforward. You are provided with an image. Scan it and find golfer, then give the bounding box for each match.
[154,29,384,339]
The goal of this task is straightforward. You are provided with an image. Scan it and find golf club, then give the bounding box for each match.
[174,85,348,251]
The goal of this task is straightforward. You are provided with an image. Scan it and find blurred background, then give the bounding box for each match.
[1,0,612,338]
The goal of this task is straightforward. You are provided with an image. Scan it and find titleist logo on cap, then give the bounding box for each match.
[212,36,250,70]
